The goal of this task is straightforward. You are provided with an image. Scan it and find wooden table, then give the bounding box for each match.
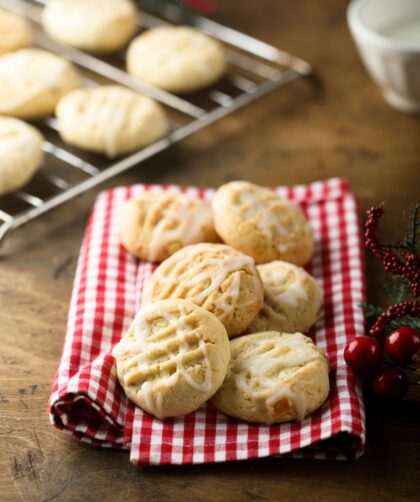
[1,1,419,500]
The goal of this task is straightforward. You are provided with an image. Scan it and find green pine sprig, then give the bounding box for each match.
[386,315,420,332]
[383,276,412,304]
[359,302,383,319]
[382,204,419,253]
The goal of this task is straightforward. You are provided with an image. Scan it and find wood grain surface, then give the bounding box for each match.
[1,0,419,501]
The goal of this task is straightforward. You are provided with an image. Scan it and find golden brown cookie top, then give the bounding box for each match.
[247,261,323,334]
[212,181,314,265]
[212,331,330,424]
[143,243,264,336]
[113,299,230,419]
[120,191,219,262]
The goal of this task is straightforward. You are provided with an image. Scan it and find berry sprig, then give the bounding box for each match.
[365,204,419,298]
[344,203,420,401]
[370,300,420,338]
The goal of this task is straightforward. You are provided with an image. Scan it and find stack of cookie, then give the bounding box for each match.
[114,181,330,425]
[0,0,227,195]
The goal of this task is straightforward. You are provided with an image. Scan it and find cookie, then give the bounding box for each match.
[42,0,138,53]
[212,331,330,424]
[212,181,314,265]
[0,8,32,55]
[0,48,80,119]
[121,191,220,262]
[113,299,230,419]
[56,85,168,157]
[0,117,44,195]
[142,243,264,337]
[246,261,323,334]
[127,26,227,93]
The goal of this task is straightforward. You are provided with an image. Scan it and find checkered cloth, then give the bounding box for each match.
[49,178,366,465]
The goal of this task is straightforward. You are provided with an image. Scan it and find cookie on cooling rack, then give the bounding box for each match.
[42,0,138,53]
[0,8,32,55]
[142,243,264,337]
[0,117,44,195]
[212,181,314,265]
[121,191,220,262]
[113,299,230,419]
[212,331,330,425]
[0,48,80,119]
[246,261,323,334]
[127,26,227,93]
[56,85,168,157]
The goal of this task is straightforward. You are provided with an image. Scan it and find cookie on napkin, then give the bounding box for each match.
[212,180,314,265]
[212,331,330,425]
[121,191,220,262]
[113,299,230,419]
[246,261,323,334]
[142,243,264,337]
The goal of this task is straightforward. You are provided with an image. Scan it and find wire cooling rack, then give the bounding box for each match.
[0,0,312,246]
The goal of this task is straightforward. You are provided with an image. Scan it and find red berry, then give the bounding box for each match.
[344,336,382,374]
[385,327,420,364]
[371,367,409,401]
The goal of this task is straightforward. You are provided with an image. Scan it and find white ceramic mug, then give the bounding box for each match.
[348,0,420,113]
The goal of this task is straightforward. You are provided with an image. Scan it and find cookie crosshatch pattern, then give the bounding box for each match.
[48,178,366,465]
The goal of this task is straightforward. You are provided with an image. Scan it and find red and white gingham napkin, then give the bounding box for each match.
[49,178,366,465]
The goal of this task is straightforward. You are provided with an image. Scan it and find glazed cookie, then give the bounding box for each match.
[0,48,80,119]
[212,181,314,265]
[113,299,230,419]
[142,243,264,337]
[42,0,138,53]
[0,117,44,195]
[246,261,323,334]
[56,85,168,157]
[212,331,330,425]
[127,26,227,93]
[120,191,220,262]
[0,9,32,55]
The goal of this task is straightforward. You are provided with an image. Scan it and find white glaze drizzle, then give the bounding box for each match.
[148,197,214,261]
[232,334,320,423]
[241,194,288,238]
[216,182,291,240]
[79,87,128,158]
[146,244,261,321]
[260,262,308,309]
[113,302,212,419]
[217,183,306,251]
